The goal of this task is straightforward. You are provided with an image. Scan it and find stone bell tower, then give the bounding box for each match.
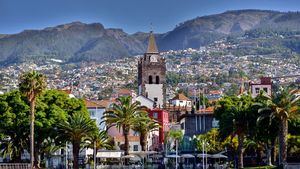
[138,31,166,107]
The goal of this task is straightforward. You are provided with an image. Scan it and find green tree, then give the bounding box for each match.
[86,130,112,169]
[133,113,159,151]
[195,128,222,153]
[19,71,46,168]
[58,112,97,169]
[103,96,144,155]
[257,87,299,165]
[33,90,75,167]
[0,91,29,162]
[215,95,255,168]
[254,94,279,165]
[168,130,183,150]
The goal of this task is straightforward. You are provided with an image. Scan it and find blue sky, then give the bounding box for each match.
[1,0,300,34]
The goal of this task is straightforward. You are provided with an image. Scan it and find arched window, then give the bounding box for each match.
[149,76,153,84]
[156,76,160,84]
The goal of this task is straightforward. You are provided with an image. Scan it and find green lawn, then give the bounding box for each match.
[244,166,277,169]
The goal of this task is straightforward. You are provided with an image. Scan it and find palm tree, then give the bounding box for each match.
[58,112,97,169]
[214,95,254,168]
[133,113,159,151]
[102,96,145,155]
[257,87,299,165]
[19,71,46,168]
[168,130,183,169]
[86,130,112,169]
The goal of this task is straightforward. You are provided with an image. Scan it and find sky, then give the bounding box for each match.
[1,0,300,34]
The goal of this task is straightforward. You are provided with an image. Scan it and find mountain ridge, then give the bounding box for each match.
[1,9,300,65]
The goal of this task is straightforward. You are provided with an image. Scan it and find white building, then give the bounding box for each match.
[170,93,192,108]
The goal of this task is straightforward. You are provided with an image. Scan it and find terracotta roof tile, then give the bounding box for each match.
[171,93,191,101]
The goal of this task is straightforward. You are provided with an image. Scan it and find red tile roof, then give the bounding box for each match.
[171,93,191,101]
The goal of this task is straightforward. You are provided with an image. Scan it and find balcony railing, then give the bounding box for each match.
[0,163,30,169]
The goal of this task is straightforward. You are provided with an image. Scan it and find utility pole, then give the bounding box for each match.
[94,141,96,169]
[65,142,68,169]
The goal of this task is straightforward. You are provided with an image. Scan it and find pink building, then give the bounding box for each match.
[250,77,272,97]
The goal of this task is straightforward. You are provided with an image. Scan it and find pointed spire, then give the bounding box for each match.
[146,31,159,53]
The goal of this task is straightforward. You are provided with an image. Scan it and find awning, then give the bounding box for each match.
[96,151,124,158]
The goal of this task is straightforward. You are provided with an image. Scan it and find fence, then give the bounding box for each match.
[285,163,300,169]
[0,163,30,169]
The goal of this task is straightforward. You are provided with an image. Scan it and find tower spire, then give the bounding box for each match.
[146,31,159,54]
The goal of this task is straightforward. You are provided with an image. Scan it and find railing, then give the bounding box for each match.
[285,163,300,169]
[0,163,30,169]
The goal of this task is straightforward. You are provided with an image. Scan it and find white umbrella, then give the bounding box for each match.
[197,154,212,158]
[211,154,227,159]
[122,154,136,159]
[181,154,195,158]
[166,154,181,158]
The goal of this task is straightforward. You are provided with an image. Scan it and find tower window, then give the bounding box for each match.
[156,76,160,84]
[149,75,153,84]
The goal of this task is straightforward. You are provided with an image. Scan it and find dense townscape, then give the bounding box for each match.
[1,39,299,100]
[1,5,300,169]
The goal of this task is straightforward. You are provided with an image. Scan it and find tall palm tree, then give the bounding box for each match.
[133,113,159,151]
[214,95,254,168]
[257,87,299,165]
[58,112,97,169]
[102,96,145,155]
[19,71,46,168]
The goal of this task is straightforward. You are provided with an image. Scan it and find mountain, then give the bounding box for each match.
[1,9,300,65]
[0,22,145,65]
[158,10,300,50]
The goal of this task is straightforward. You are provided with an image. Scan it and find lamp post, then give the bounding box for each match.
[176,139,178,169]
[65,142,68,169]
[202,140,205,169]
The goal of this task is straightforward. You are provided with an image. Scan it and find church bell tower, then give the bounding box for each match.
[138,31,166,107]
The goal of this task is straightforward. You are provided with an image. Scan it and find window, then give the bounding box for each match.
[263,88,268,92]
[149,76,153,84]
[181,122,184,129]
[133,145,139,151]
[255,88,260,94]
[89,110,96,117]
[153,112,158,119]
[156,76,160,84]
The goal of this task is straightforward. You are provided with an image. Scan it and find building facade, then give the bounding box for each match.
[250,77,272,97]
[148,109,169,149]
[179,107,216,138]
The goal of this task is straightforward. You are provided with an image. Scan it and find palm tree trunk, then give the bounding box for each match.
[30,100,35,169]
[279,117,288,165]
[123,127,130,165]
[73,141,80,169]
[140,133,147,151]
[271,139,276,164]
[238,133,245,169]
[124,128,129,155]
[34,148,40,168]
